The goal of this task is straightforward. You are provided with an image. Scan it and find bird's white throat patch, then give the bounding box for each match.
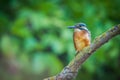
[74,27,89,32]
[74,29,81,32]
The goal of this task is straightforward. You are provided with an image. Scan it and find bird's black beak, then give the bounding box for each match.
[68,26,76,29]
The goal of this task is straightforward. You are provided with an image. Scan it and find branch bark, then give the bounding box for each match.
[44,24,120,80]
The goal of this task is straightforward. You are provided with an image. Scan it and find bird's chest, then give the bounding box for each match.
[73,29,90,51]
[74,29,89,41]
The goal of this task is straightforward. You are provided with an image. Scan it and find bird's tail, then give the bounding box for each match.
[75,51,79,56]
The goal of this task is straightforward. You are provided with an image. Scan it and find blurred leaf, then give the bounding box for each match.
[24,37,38,52]
[11,17,32,38]
[32,53,63,75]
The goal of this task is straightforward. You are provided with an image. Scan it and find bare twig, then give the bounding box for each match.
[44,24,120,80]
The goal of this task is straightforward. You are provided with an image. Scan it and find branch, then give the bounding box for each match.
[44,24,120,80]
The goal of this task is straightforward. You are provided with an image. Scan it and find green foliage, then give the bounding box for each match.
[0,0,120,80]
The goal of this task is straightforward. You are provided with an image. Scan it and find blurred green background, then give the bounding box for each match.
[0,0,120,80]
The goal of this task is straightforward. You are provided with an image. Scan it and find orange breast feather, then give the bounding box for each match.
[73,30,90,52]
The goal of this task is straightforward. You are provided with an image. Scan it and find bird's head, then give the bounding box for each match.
[68,23,88,31]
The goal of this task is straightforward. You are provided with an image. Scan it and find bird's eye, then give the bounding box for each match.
[75,23,87,28]
[79,24,86,27]
[79,24,82,27]
[76,24,81,27]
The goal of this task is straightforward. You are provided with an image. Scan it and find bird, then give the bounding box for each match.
[68,23,91,55]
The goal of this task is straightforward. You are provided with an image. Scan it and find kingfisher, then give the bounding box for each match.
[68,23,91,55]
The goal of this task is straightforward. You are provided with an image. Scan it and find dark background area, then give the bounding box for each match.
[0,0,120,80]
